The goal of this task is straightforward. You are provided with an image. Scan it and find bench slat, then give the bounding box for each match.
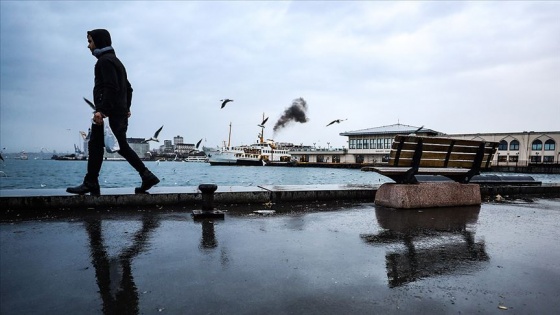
[391,142,496,154]
[389,160,474,168]
[372,167,470,175]
[391,151,481,161]
[393,135,490,147]
[389,155,494,169]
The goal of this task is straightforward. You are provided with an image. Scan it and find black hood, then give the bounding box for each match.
[87,29,112,49]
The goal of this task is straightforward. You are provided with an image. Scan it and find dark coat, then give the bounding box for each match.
[92,50,133,117]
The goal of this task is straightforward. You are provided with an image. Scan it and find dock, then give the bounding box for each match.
[2,182,559,215]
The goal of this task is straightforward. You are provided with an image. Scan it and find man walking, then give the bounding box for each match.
[67,29,159,195]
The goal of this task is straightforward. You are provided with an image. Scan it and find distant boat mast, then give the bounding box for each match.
[259,113,265,144]
[227,122,232,149]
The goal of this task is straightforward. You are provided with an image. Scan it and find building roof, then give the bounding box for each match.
[339,123,441,136]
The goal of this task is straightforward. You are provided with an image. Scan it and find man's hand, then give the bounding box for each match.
[93,111,106,125]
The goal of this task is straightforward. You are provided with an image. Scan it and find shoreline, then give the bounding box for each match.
[2,183,559,217]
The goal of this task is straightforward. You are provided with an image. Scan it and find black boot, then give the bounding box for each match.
[66,179,100,196]
[135,169,160,194]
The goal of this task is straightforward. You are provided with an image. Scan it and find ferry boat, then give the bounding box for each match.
[184,156,209,162]
[208,121,296,166]
[208,142,294,166]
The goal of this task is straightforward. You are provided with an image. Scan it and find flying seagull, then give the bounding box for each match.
[409,125,424,136]
[83,97,96,113]
[144,125,164,143]
[220,99,233,108]
[326,119,347,127]
[187,139,204,155]
[258,117,269,128]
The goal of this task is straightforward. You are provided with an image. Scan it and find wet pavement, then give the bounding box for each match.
[1,199,560,314]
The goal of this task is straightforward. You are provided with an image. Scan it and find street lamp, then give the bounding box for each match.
[327,142,330,150]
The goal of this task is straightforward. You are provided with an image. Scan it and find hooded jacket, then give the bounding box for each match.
[87,29,133,117]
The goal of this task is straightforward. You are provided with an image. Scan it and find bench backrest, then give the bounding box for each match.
[388,135,499,170]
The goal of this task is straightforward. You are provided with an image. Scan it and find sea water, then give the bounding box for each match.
[0,158,559,190]
[0,159,389,190]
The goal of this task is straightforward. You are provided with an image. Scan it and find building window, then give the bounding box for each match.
[509,140,519,151]
[349,139,356,150]
[498,155,507,162]
[508,156,518,162]
[356,140,362,149]
[530,155,541,163]
[384,138,392,149]
[544,139,555,151]
[498,140,508,151]
[363,139,369,149]
[543,156,554,163]
[532,140,542,150]
[332,155,340,163]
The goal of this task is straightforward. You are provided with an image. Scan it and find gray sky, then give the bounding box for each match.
[1,1,559,153]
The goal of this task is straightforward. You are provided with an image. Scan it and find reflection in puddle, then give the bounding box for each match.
[84,215,160,314]
[198,219,218,250]
[361,206,489,287]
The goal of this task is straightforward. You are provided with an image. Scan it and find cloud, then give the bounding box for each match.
[1,1,559,153]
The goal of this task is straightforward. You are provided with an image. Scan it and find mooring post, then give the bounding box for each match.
[192,184,225,220]
[199,183,217,210]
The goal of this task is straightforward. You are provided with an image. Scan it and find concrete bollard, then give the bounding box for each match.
[192,184,224,220]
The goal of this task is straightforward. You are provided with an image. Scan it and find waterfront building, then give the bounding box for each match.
[337,124,559,166]
[289,146,352,164]
[448,131,560,167]
[104,138,150,160]
[291,123,559,167]
[174,135,184,145]
[339,124,441,164]
[175,143,195,155]
[160,140,174,154]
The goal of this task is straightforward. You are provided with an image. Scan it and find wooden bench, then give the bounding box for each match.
[364,135,499,184]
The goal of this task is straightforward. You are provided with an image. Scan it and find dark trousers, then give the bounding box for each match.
[86,115,146,182]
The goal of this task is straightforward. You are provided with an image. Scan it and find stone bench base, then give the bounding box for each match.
[375,182,481,209]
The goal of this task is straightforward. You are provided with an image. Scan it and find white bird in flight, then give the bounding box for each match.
[144,125,164,143]
[258,117,269,128]
[409,125,424,136]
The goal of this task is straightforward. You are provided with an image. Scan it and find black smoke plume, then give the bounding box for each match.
[273,97,309,135]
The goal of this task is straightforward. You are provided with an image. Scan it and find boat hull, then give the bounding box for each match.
[209,159,264,166]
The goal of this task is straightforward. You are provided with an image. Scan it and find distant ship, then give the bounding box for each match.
[184,156,209,162]
[208,142,294,166]
[208,122,296,166]
[15,151,28,160]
